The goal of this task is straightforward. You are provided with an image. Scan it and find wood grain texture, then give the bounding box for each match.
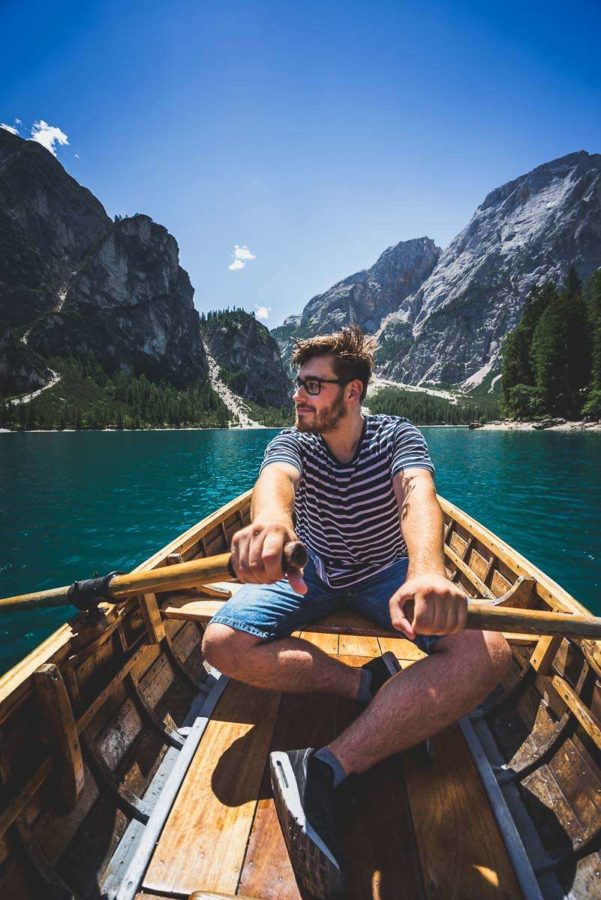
[377,636,427,662]
[297,630,340,655]
[403,723,522,899]
[143,680,280,897]
[338,633,380,657]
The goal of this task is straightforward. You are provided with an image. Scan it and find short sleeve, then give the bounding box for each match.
[259,429,303,475]
[390,421,435,476]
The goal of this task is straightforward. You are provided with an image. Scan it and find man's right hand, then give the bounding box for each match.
[230,521,307,595]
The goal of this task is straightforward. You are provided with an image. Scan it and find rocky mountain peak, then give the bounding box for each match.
[376,151,601,388]
[272,236,440,364]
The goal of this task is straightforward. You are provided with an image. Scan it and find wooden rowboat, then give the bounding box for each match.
[1,490,600,899]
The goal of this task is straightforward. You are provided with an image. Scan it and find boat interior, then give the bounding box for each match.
[1,490,601,899]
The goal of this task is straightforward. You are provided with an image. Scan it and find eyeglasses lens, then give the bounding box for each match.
[296,378,321,395]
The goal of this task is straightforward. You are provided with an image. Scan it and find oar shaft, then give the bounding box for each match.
[0,542,307,613]
[111,553,234,599]
[466,602,601,639]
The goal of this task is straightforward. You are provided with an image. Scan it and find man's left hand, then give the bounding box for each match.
[389,573,468,640]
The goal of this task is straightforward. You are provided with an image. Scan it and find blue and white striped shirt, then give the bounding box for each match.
[259,415,434,588]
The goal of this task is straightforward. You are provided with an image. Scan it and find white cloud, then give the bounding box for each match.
[75,153,80,159]
[233,245,256,261]
[30,120,69,156]
[15,118,21,125]
[254,305,271,320]
[1,123,19,135]
[227,244,256,270]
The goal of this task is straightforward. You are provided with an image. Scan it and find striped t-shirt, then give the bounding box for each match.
[259,415,434,588]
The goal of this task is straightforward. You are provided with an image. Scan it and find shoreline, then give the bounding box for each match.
[2,419,601,434]
[475,419,601,432]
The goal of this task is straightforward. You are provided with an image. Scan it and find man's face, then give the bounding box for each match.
[293,355,348,434]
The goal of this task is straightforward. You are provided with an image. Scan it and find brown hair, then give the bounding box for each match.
[292,325,375,401]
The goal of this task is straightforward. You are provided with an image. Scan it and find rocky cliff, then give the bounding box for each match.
[272,238,440,365]
[201,309,291,407]
[0,128,207,395]
[377,151,601,387]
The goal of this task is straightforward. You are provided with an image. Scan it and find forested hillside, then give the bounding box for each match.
[501,269,601,419]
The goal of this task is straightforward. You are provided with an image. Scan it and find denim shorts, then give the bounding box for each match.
[210,554,440,655]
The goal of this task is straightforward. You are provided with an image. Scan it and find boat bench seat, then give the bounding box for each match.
[161,582,403,638]
[160,585,536,644]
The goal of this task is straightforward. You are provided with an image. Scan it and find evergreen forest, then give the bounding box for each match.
[369,386,499,425]
[0,357,230,430]
[501,269,601,420]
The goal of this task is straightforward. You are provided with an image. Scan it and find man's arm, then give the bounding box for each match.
[230,463,306,593]
[390,468,467,638]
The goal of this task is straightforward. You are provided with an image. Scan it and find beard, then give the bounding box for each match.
[295,390,347,434]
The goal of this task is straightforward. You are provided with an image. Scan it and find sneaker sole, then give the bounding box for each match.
[269,751,346,899]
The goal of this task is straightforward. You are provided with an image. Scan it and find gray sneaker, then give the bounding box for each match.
[270,747,347,899]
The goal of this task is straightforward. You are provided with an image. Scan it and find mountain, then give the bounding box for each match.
[272,237,440,365]
[201,309,291,407]
[377,151,601,387]
[275,151,601,390]
[0,128,207,395]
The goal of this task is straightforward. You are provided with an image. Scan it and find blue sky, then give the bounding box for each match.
[2,0,600,327]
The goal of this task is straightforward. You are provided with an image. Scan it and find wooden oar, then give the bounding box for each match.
[465,602,601,639]
[0,542,308,613]
[1,550,600,642]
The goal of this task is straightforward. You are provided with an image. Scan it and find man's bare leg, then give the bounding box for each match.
[327,629,512,774]
[202,622,362,699]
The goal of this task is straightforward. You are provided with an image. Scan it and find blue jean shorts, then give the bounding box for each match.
[210,554,440,655]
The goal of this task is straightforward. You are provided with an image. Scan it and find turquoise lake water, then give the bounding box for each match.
[1,428,600,676]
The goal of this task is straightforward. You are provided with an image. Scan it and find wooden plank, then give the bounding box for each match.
[143,681,280,896]
[298,630,340,654]
[162,597,225,622]
[530,635,562,674]
[549,674,601,749]
[403,722,522,899]
[338,633,380,657]
[138,593,166,644]
[33,663,84,811]
[377,636,427,662]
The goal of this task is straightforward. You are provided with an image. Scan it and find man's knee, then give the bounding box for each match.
[202,623,261,675]
[437,628,512,687]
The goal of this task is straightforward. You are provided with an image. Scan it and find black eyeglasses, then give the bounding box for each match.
[295,376,350,396]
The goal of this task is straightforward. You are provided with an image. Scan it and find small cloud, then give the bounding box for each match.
[227,244,256,270]
[30,120,69,156]
[74,153,80,159]
[254,305,271,320]
[1,123,19,135]
[15,118,21,125]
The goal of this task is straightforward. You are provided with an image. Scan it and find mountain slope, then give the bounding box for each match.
[377,151,601,387]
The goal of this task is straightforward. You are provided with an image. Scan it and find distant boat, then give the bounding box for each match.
[0,490,599,899]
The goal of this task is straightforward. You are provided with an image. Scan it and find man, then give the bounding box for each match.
[202,326,511,898]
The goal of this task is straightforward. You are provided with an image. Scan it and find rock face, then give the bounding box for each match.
[273,238,440,364]
[377,151,601,387]
[202,310,291,407]
[28,215,207,387]
[0,128,207,394]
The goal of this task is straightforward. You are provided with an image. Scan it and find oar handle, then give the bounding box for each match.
[226,540,307,579]
[403,599,601,641]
